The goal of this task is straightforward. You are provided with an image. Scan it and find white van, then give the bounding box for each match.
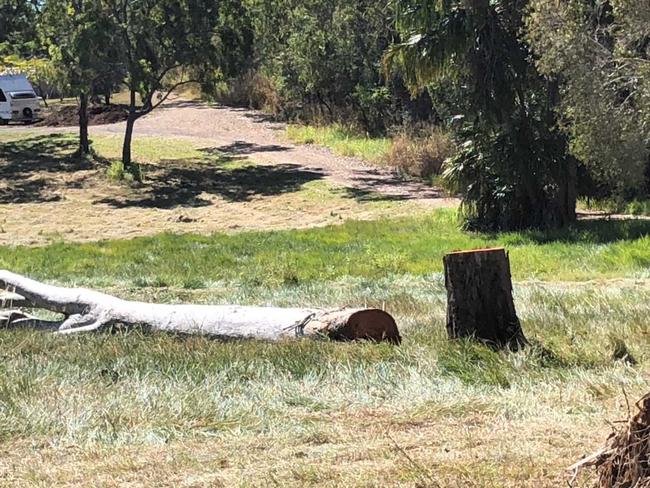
[0,74,42,125]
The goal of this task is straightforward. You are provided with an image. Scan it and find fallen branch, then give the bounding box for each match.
[0,270,401,343]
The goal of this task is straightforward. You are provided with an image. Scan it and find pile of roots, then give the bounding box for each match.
[571,393,650,487]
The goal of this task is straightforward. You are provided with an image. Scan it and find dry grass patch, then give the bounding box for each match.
[0,132,432,246]
[381,129,455,179]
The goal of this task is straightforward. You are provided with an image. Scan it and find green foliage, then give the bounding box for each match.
[102,0,253,165]
[527,0,650,199]
[387,0,576,231]
[107,160,143,183]
[112,0,253,105]
[0,55,61,101]
[238,0,431,133]
[0,0,41,57]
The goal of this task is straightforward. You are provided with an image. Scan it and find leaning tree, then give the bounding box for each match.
[385,0,577,231]
[102,0,254,169]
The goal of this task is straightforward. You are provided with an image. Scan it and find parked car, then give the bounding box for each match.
[0,74,43,125]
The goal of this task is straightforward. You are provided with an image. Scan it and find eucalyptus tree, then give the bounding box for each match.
[386,0,576,231]
[245,0,420,133]
[0,0,41,56]
[103,0,253,168]
[40,0,123,154]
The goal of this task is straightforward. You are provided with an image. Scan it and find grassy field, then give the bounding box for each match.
[1,262,649,486]
[2,210,649,286]
[1,128,650,486]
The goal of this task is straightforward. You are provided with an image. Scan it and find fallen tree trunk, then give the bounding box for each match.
[0,270,400,344]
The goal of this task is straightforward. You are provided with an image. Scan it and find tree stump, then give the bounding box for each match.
[443,248,526,350]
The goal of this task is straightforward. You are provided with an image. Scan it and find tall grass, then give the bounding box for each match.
[579,197,650,216]
[381,129,454,178]
[286,124,391,162]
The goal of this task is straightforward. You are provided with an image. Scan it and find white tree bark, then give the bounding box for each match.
[0,270,401,344]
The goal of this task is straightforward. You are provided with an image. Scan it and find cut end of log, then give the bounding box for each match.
[311,309,401,345]
[446,247,505,256]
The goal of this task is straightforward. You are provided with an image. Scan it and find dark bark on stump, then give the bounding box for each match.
[443,248,526,351]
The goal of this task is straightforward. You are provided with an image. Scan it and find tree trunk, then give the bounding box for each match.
[443,248,526,350]
[564,156,577,224]
[78,92,90,154]
[122,115,136,168]
[104,92,111,106]
[0,271,400,344]
[122,89,138,168]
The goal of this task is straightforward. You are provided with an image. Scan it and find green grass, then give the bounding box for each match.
[1,210,648,288]
[579,197,650,216]
[0,130,206,164]
[91,133,206,163]
[2,126,650,485]
[286,124,391,162]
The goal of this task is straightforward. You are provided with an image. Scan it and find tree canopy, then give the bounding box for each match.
[2,0,648,230]
[385,0,576,230]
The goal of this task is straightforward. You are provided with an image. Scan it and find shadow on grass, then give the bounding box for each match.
[96,161,326,208]
[210,141,291,155]
[0,133,326,209]
[0,134,89,204]
[96,144,325,208]
[488,218,650,245]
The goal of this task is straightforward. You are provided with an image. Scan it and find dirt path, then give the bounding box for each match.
[90,99,455,205]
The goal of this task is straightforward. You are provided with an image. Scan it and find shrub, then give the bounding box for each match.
[214,70,284,115]
[382,128,454,178]
[107,160,143,183]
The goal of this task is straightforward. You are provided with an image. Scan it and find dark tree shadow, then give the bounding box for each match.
[342,169,449,202]
[336,187,408,202]
[205,141,291,155]
[95,161,325,209]
[523,217,650,244]
[0,134,90,204]
[242,112,281,124]
[479,218,650,245]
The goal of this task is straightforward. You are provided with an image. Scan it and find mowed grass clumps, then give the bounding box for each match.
[1,277,649,486]
[1,210,649,288]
